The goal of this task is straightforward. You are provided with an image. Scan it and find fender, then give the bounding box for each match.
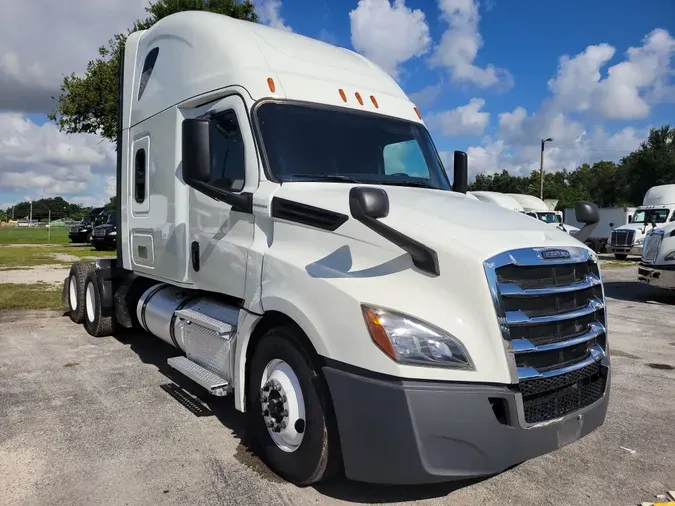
[233,296,331,412]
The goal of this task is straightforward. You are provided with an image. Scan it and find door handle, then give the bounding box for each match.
[191,241,200,272]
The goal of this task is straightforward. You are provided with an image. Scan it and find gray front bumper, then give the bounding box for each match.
[323,363,610,485]
[638,263,675,289]
[609,244,642,256]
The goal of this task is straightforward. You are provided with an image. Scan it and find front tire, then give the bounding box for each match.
[82,270,115,337]
[247,326,341,486]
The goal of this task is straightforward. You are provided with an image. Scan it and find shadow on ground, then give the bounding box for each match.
[106,327,485,502]
[603,280,675,304]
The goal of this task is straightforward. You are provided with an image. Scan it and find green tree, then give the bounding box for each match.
[620,125,675,205]
[105,196,118,211]
[49,0,258,143]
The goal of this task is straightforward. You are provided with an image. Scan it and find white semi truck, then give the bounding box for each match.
[638,221,675,290]
[609,184,675,260]
[507,193,579,235]
[563,206,637,253]
[62,12,610,486]
[469,191,525,212]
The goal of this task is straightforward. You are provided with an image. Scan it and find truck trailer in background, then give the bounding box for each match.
[564,207,636,253]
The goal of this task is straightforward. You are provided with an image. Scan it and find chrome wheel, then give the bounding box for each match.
[260,359,306,452]
[85,282,95,323]
[69,274,78,310]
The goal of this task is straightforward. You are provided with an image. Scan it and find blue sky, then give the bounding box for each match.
[0,0,674,210]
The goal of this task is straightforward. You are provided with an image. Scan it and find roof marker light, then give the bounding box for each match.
[414,107,422,119]
[355,92,363,105]
[339,89,347,102]
[370,95,379,108]
[267,78,276,93]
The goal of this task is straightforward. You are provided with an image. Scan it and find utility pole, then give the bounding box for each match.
[539,137,553,200]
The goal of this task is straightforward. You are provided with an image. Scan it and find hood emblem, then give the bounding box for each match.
[540,249,571,260]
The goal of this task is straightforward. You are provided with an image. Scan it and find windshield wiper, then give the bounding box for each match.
[287,174,362,183]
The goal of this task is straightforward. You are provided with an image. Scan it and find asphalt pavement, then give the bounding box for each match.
[1,265,674,506]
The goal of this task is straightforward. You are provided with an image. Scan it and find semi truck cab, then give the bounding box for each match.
[62,11,610,487]
[610,185,675,260]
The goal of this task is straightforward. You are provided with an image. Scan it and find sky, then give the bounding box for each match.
[1,0,674,210]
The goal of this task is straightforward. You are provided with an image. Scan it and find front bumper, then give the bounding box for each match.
[608,244,642,256]
[323,363,610,485]
[638,263,675,289]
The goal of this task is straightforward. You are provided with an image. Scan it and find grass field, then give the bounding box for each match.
[0,227,71,244]
[0,245,114,269]
[0,282,63,310]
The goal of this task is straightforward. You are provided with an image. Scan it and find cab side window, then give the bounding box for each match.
[209,110,245,192]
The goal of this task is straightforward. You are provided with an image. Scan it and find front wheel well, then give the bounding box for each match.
[244,311,325,408]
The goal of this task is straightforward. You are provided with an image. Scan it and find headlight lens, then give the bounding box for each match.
[361,305,473,369]
[109,231,117,236]
[635,238,644,245]
[665,251,675,261]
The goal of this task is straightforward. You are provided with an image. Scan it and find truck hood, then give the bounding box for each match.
[272,183,586,263]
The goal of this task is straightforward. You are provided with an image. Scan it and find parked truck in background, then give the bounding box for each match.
[68,206,107,243]
[563,206,637,253]
[61,11,610,487]
[637,220,675,290]
[469,191,525,212]
[507,193,579,235]
[608,184,675,260]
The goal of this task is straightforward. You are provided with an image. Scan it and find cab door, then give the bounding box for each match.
[185,94,259,298]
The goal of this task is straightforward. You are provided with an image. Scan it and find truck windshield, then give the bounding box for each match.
[255,102,451,190]
[632,209,669,224]
[106,213,116,225]
[537,212,560,224]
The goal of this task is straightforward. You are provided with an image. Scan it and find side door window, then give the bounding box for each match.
[208,110,245,192]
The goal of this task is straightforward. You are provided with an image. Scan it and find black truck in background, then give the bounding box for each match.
[68,207,107,243]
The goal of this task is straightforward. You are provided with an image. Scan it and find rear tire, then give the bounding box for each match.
[614,253,628,260]
[247,326,341,486]
[82,270,114,337]
[68,262,94,324]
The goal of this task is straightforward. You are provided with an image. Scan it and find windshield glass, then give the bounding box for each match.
[106,213,116,225]
[537,212,560,224]
[256,103,451,190]
[632,209,670,224]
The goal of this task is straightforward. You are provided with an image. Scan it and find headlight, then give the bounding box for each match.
[635,238,644,245]
[665,252,675,261]
[361,305,473,369]
[109,231,117,236]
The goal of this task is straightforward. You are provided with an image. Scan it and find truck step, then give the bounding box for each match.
[167,356,229,396]
[174,308,235,336]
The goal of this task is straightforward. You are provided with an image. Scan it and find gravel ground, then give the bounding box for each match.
[0,266,70,284]
[1,266,674,506]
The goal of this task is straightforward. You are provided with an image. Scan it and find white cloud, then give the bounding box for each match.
[429,0,512,90]
[0,0,148,114]
[547,29,675,120]
[0,113,114,201]
[426,98,490,136]
[408,82,443,107]
[253,0,293,31]
[349,0,431,79]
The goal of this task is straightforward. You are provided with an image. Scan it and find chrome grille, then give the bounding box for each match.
[484,246,608,424]
[641,231,662,263]
[93,228,106,237]
[70,226,79,233]
[611,230,635,246]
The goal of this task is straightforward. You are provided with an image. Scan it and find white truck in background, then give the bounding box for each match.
[507,193,579,235]
[469,191,525,212]
[61,11,610,487]
[638,220,675,290]
[563,206,637,253]
[608,184,675,260]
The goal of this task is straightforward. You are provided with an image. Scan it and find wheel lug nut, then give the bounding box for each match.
[282,409,288,417]
[281,395,287,402]
[281,421,286,429]
[263,409,269,416]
